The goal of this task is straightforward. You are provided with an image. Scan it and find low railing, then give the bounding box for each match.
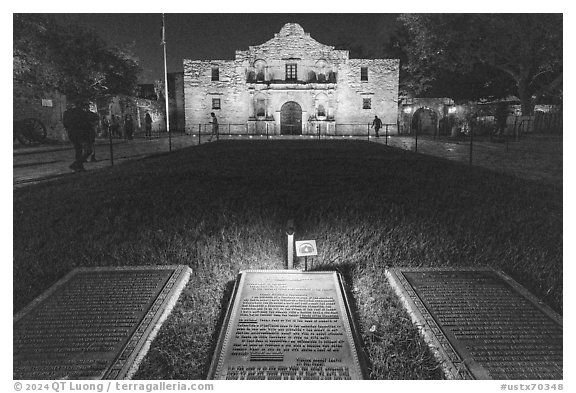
[94,121,398,166]
[16,120,561,188]
[191,123,278,143]
[332,123,395,143]
[188,122,397,143]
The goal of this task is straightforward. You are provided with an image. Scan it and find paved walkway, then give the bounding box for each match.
[385,134,562,186]
[13,133,562,188]
[13,134,195,188]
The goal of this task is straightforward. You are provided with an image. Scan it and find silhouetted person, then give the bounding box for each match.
[494,103,510,136]
[145,111,153,139]
[208,112,219,142]
[63,101,93,172]
[101,116,110,138]
[110,115,120,138]
[371,115,382,137]
[124,114,134,140]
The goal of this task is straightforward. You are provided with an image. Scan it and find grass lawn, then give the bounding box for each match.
[13,140,562,379]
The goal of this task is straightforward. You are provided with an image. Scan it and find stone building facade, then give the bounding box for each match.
[14,89,68,141]
[183,23,399,136]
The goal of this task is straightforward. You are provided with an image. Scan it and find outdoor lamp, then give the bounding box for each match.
[286,219,295,269]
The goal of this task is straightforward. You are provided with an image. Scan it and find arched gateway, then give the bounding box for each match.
[280,101,302,135]
[411,107,439,135]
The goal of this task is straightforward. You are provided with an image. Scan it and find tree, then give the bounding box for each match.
[13,14,61,96]
[14,14,141,102]
[154,80,165,101]
[398,14,562,114]
[383,22,513,102]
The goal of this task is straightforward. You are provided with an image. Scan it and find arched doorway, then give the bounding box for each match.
[281,101,302,135]
[411,108,438,135]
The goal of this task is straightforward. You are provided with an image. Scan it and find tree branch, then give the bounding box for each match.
[529,69,551,85]
[531,76,561,110]
[533,72,563,100]
[494,64,519,82]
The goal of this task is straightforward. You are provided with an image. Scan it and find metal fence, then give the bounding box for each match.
[391,126,562,171]
[14,118,562,187]
[185,122,397,143]
[94,122,400,165]
[397,113,563,162]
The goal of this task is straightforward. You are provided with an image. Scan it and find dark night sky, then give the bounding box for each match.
[52,13,399,83]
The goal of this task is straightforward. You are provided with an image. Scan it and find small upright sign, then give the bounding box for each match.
[295,240,317,257]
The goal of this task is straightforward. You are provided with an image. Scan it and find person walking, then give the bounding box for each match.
[208,112,219,142]
[63,101,94,172]
[124,114,134,140]
[494,103,510,137]
[371,115,383,138]
[145,111,153,139]
[101,116,110,138]
[110,115,121,138]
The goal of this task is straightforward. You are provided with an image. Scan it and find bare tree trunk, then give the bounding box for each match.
[517,79,535,116]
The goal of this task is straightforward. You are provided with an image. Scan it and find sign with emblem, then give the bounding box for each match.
[295,240,317,257]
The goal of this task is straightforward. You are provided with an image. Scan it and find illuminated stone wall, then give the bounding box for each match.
[14,90,68,141]
[184,23,399,135]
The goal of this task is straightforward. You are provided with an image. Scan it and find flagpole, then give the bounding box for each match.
[162,13,171,152]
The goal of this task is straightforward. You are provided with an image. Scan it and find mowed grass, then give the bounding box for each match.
[13,140,562,379]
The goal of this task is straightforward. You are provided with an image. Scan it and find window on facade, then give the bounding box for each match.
[286,64,297,81]
[256,99,266,117]
[254,60,267,82]
[211,67,219,81]
[328,71,337,83]
[212,98,221,110]
[362,98,371,109]
[316,60,327,82]
[361,67,368,81]
[317,104,326,117]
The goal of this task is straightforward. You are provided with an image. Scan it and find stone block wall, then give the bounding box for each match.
[14,90,68,141]
[336,59,399,129]
[184,59,252,132]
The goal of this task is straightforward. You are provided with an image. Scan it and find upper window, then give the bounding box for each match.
[361,67,368,81]
[254,59,267,82]
[328,71,337,83]
[362,98,371,109]
[211,67,219,81]
[286,63,297,81]
[316,60,327,82]
[256,99,266,118]
[212,98,221,110]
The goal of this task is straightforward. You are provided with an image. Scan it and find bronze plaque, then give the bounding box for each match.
[386,267,562,380]
[14,265,191,380]
[209,270,366,379]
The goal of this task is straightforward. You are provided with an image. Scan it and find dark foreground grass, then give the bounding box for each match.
[13,140,562,379]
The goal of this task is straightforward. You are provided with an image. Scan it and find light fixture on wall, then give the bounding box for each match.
[404,107,412,114]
